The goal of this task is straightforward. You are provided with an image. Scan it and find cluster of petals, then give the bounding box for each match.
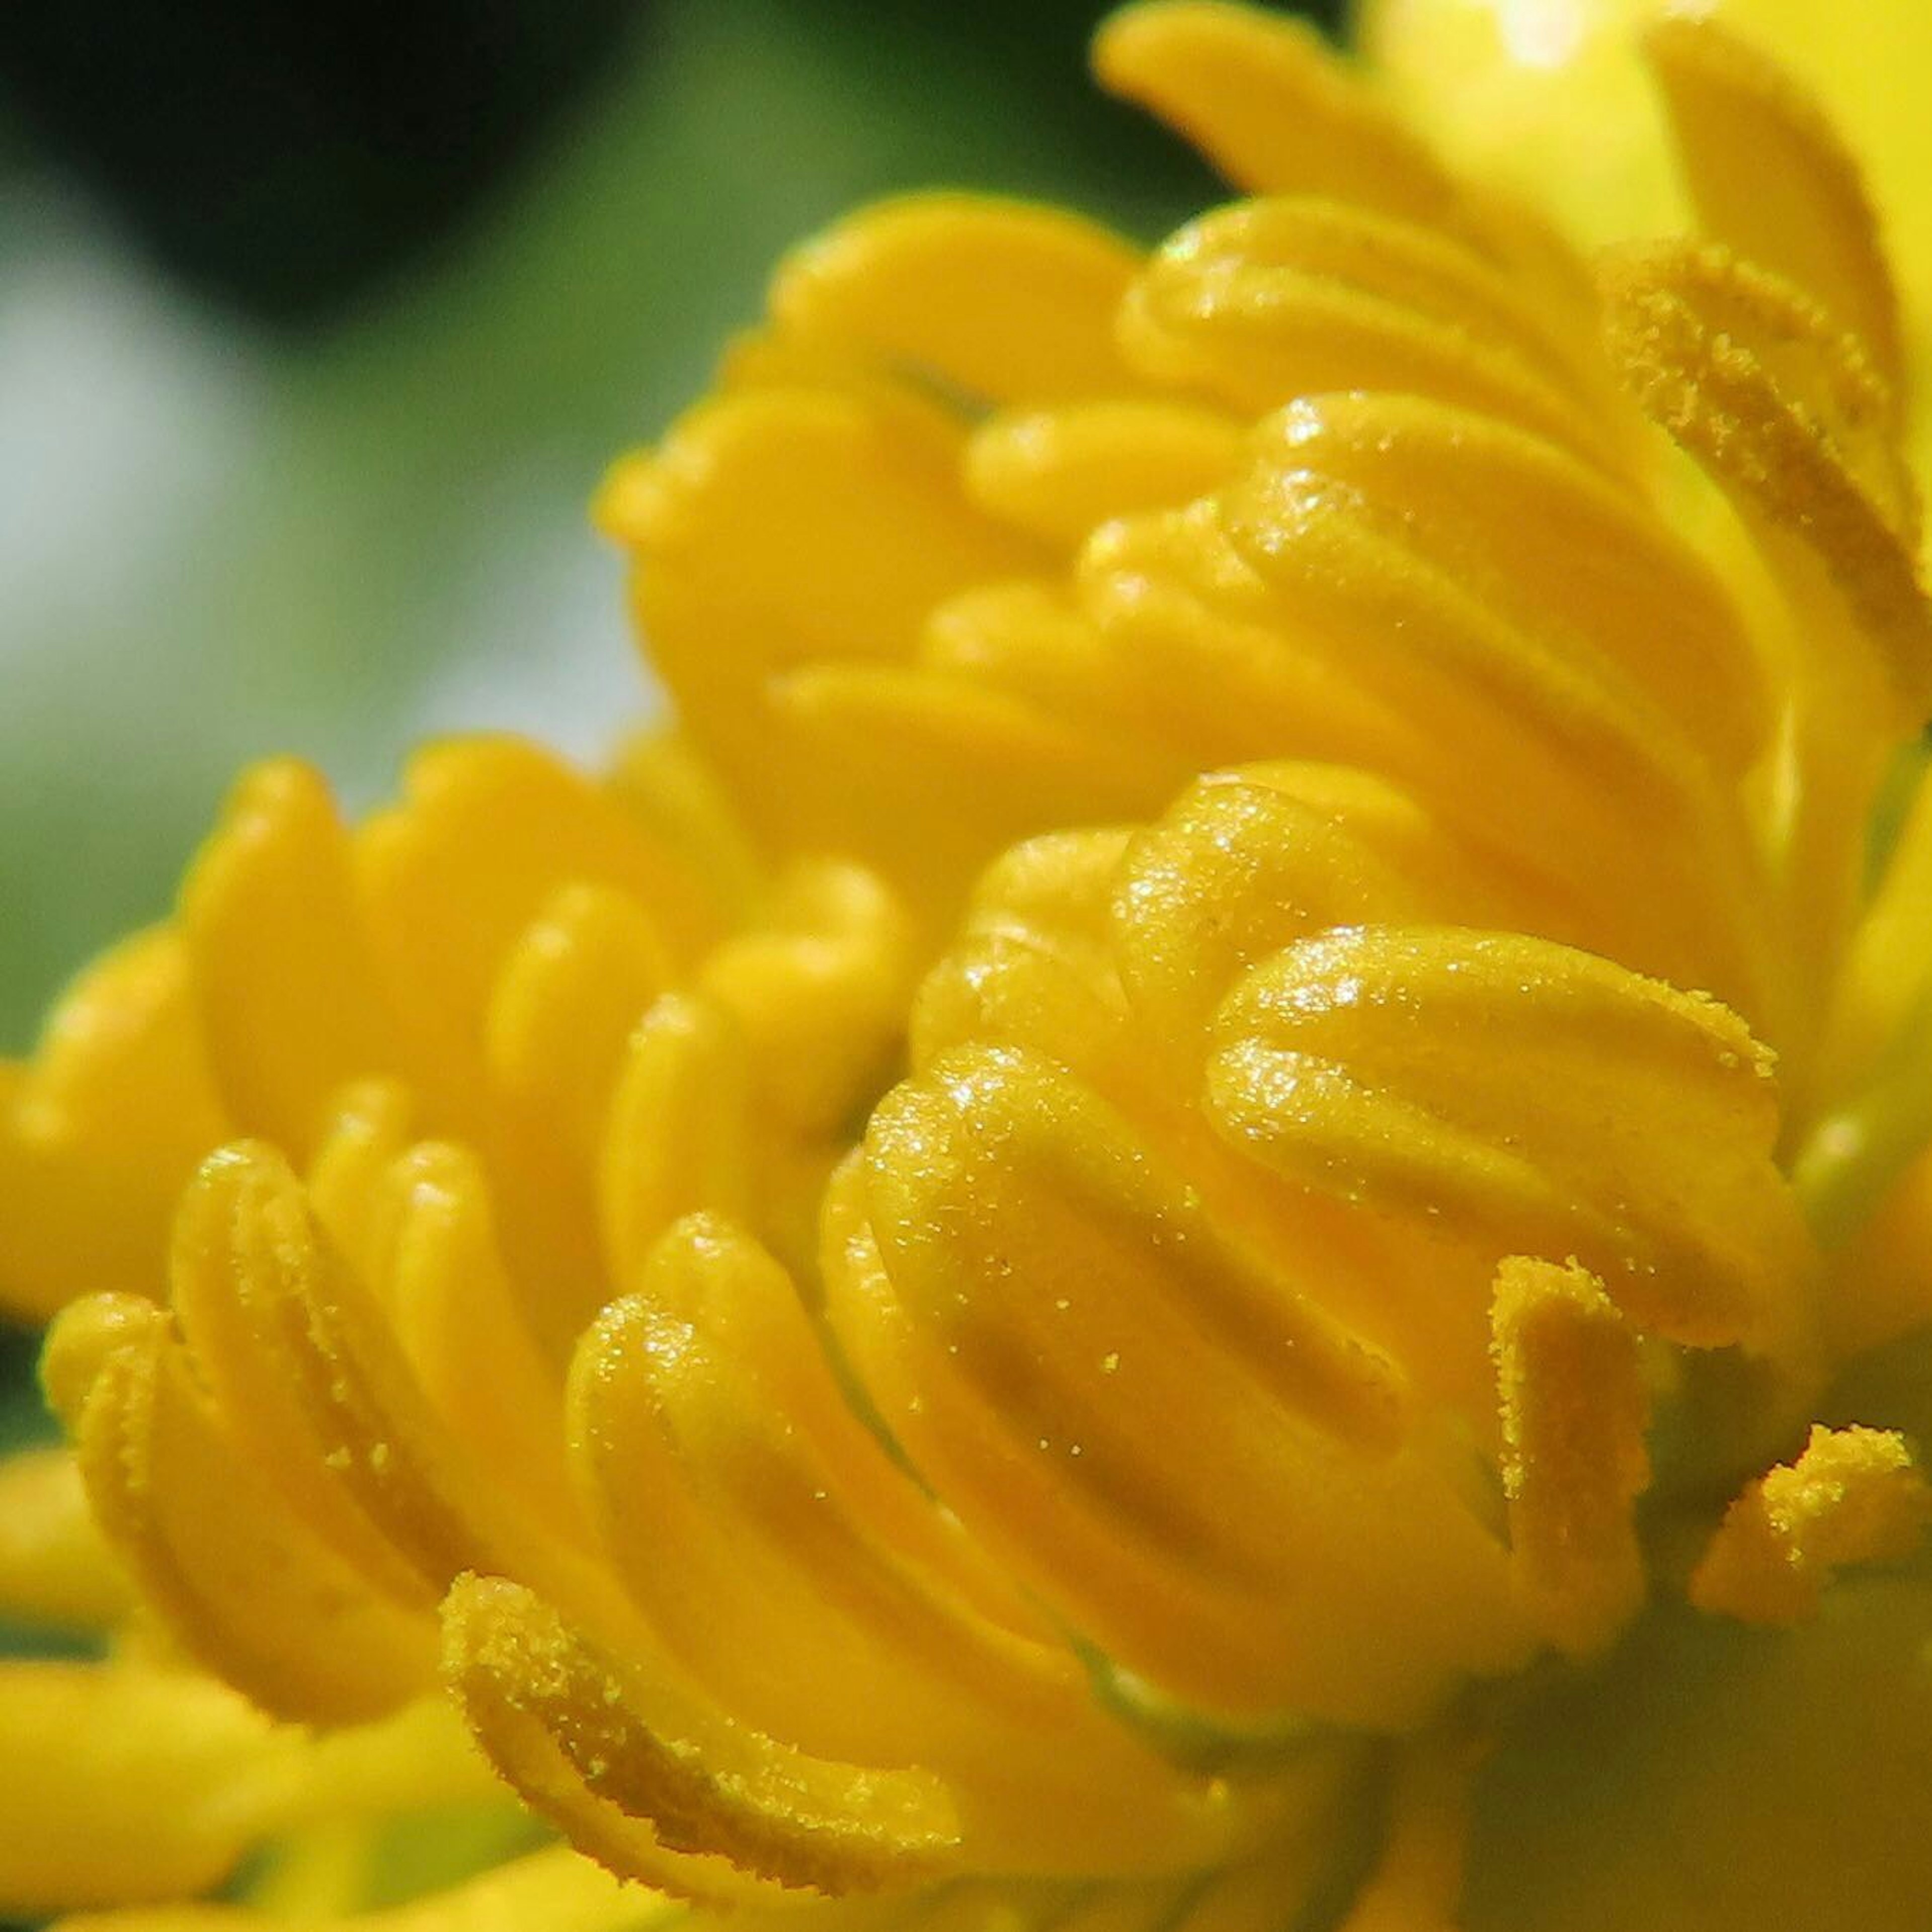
[7,4,1932,1929]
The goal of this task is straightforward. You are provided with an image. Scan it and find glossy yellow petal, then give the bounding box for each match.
[1095,2,1460,225]
[1600,241,1929,725]
[0,1662,278,1912]
[353,739,717,1124]
[1211,928,1806,1358]
[1643,15,1904,397]
[443,1573,960,1898]
[769,194,1143,404]
[698,861,911,1139]
[769,663,1166,932]
[568,1214,1262,1878]
[167,1144,443,1606]
[482,881,677,1347]
[1118,200,1617,467]
[843,1044,1545,1729]
[47,1293,436,1724]
[381,1142,576,1522]
[181,761,398,1159]
[1692,1423,1932,1625]
[963,403,1240,547]
[599,992,754,1296]
[0,1445,128,1630]
[1219,395,1772,1010]
[1107,763,1537,1052]
[0,930,225,1319]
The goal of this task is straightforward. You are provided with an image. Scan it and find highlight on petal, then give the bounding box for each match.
[840,1041,1547,1731]
[1206,925,1805,1360]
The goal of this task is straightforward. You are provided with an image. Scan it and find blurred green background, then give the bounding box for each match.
[0,3,1334,1478]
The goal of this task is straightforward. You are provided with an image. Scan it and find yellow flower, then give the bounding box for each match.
[8,4,1932,1930]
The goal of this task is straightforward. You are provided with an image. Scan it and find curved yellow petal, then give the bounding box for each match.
[769,194,1143,404]
[181,761,398,1159]
[48,1294,436,1724]
[0,1662,278,1913]
[1601,240,1929,726]
[843,1044,1542,1729]
[1208,925,1806,1358]
[1643,15,1904,397]
[0,930,225,1319]
[1095,2,1460,225]
[963,403,1240,547]
[442,1574,960,1899]
[0,1445,129,1630]
[353,740,717,1125]
[1118,200,1617,467]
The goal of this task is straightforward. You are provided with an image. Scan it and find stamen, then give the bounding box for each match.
[1491,1256,1649,1656]
[1692,1423,1932,1624]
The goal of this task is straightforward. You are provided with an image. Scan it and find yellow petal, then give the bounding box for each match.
[167,1144,443,1606]
[381,1142,576,1522]
[698,861,912,1139]
[442,1573,960,1899]
[599,992,755,1295]
[1095,2,1460,226]
[963,401,1240,547]
[1600,240,1930,726]
[1118,200,1617,468]
[0,1445,129,1630]
[1219,394,1773,1007]
[568,1214,1255,1877]
[0,930,225,1320]
[0,1662,276,1912]
[181,761,398,1159]
[1108,762,1536,1052]
[769,194,1143,404]
[1643,15,1903,397]
[353,739,717,1125]
[1208,926,1805,1358]
[49,1293,436,1724]
[769,662,1167,934]
[845,1044,1542,1728]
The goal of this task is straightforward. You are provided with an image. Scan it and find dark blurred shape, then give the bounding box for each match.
[787,0,1349,219]
[0,0,1343,330]
[0,0,638,326]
